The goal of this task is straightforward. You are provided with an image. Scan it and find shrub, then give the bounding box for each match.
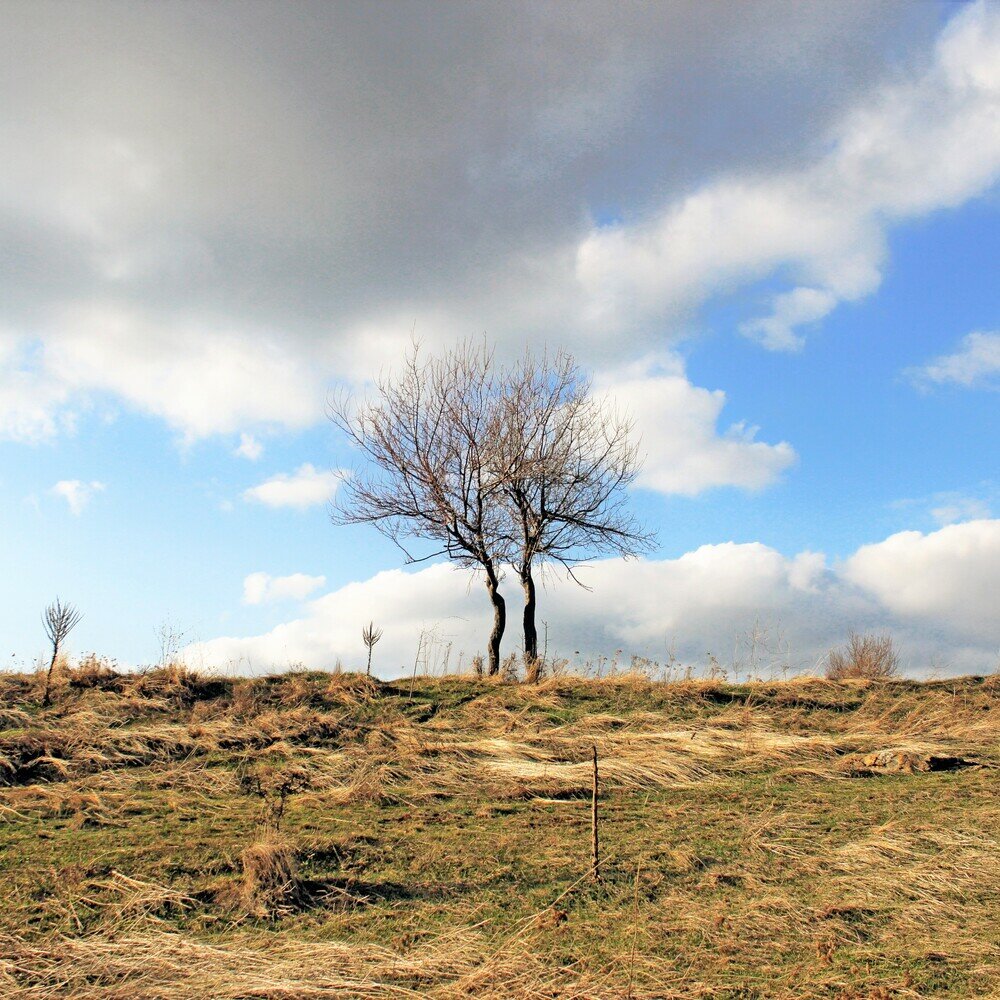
[237,762,310,832]
[825,632,900,680]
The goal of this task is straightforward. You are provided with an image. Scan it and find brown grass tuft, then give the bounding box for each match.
[218,834,304,918]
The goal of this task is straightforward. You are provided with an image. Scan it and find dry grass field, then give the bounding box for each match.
[0,662,997,998]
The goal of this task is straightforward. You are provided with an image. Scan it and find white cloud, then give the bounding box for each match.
[788,551,827,593]
[243,463,342,509]
[243,571,326,605]
[892,487,997,528]
[575,2,1000,349]
[43,302,327,439]
[908,330,1000,389]
[841,519,1000,642]
[0,335,76,443]
[187,520,1000,678]
[929,497,992,526]
[739,287,838,352]
[597,359,796,495]
[51,479,105,515]
[0,368,73,443]
[234,432,264,461]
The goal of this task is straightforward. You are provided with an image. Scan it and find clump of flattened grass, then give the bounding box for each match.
[0,784,117,826]
[0,927,480,999]
[0,718,197,787]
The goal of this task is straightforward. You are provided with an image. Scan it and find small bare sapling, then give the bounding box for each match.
[362,621,383,678]
[42,599,82,707]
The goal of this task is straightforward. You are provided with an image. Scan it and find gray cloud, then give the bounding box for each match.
[0,1,945,442]
[2,1,937,328]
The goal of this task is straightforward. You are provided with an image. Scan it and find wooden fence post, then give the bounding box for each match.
[591,744,600,882]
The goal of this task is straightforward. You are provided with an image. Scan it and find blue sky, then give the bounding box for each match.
[1,1,997,676]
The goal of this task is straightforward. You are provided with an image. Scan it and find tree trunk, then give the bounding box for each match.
[42,642,59,707]
[484,565,506,676]
[520,565,538,666]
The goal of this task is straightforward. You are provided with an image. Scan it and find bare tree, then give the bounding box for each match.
[362,621,383,677]
[498,350,653,669]
[331,343,516,675]
[41,598,82,706]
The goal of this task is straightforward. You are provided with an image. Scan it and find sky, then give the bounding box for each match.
[1,0,998,678]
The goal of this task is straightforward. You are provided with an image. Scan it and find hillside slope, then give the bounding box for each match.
[1,666,997,998]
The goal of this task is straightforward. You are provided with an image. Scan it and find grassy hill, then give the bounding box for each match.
[0,663,997,998]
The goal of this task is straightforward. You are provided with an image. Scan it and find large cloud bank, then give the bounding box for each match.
[2,2,997,474]
[187,519,1000,679]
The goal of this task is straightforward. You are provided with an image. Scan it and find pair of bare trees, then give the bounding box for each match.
[331,342,651,676]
